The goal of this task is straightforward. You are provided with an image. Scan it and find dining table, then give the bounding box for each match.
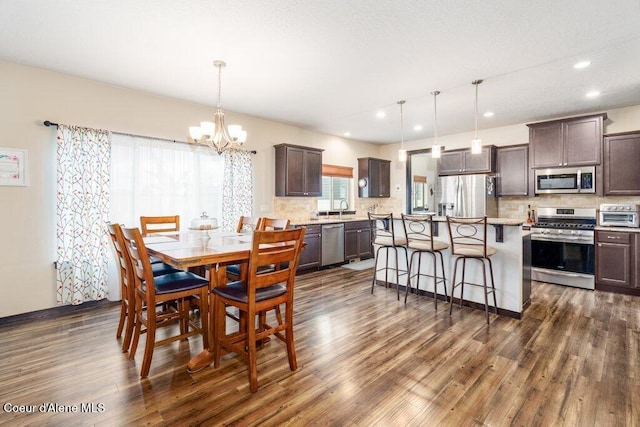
[143,228,253,372]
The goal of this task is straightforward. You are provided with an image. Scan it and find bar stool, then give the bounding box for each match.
[368,213,408,300]
[446,216,498,324]
[401,214,449,309]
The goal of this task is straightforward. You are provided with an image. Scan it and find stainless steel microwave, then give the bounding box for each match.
[534,166,595,195]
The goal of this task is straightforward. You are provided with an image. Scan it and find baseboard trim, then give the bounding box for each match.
[0,299,119,327]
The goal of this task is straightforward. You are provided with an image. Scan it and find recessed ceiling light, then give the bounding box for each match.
[343,132,351,137]
[413,125,423,131]
[574,61,591,69]
[586,90,600,98]
[483,111,494,117]
[376,111,386,119]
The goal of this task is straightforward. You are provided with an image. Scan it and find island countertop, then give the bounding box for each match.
[291,216,525,227]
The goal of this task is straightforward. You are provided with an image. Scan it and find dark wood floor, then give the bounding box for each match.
[1,266,639,426]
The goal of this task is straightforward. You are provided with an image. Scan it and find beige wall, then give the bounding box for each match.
[0,60,381,317]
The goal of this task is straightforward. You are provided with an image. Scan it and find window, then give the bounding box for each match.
[109,133,224,227]
[317,164,353,211]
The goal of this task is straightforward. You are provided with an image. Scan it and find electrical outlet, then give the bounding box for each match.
[518,205,524,213]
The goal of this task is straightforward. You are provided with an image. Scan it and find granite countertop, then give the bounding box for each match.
[292,216,525,227]
[291,217,371,226]
[430,216,525,226]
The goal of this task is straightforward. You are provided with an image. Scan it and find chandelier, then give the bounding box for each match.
[189,60,247,154]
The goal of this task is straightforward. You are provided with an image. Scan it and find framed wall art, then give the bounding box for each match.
[0,147,28,186]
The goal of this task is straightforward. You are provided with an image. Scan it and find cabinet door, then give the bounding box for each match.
[438,151,463,175]
[298,226,321,270]
[604,133,640,195]
[377,160,391,197]
[463,146,495,173]
[303,149,322,196]
[564,116,602,166]
[344,229,360,260]
[496,145,528,196]
[358,227,372,258]
[596,242,632,287]
[530,122,564,168]
[283,146,306,196]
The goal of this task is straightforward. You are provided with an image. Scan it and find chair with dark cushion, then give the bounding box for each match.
[140,215,180,234]
[107,222,181,353]
[212,227,305,392]
[121,226,209,377]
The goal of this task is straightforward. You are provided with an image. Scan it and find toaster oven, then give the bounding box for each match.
[599,204,639,228]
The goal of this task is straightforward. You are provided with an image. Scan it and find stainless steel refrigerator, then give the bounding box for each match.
[436,174,498,217]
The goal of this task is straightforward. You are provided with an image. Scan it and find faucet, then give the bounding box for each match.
[339,199,349,219]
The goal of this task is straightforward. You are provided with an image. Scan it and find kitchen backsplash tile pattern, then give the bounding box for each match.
[499,195,640,220]
[273,196,404,222]
[273,195,640,223]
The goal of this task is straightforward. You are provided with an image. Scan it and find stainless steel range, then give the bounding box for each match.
[531,207,596,290]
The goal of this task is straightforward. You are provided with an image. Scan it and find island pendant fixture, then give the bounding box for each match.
[471,79,483,154]
[189,60,247,155]
[431,90,441,158]
[398,100,407,162]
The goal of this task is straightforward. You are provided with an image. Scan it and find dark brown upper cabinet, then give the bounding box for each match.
[275,144,323,197]
[603,131,640,196]
[437,145,496,176]
[496,144,528,196]
[358,157,391,198]
[528,113,606,168]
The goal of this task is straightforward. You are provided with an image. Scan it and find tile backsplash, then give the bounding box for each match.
[499,194,640,220]
[272,196,404,222]
[271,194,640,223]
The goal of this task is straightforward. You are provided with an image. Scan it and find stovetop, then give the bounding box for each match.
[532,207,597,232]
[533,222,595,230]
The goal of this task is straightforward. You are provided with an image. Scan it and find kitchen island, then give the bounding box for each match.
[374,217,530,319]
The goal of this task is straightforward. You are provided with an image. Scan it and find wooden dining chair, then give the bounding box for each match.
[140,215,180,234]
[260,217,290,231]
[121,226,209,378]
[212,227,306,392]
[236,216,263,233]
[108,222,182,353]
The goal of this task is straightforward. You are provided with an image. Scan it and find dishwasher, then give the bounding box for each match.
[321,223,345,266]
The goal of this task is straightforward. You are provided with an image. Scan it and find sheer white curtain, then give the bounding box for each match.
[109,134,224,228]
[56,125,111,305]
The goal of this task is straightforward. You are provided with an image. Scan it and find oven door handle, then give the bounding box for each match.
[531,235,592,243]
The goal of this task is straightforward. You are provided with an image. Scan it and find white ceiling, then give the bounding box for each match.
[1,0,640,144]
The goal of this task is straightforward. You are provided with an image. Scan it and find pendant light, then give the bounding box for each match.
[471,79,483,154]
[431,90,441,158]
[397,100,407,162]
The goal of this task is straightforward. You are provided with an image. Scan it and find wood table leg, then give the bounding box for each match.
[187,264,227,373]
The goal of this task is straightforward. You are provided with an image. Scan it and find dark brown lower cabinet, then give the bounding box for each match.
[297,225,322,270]
[344,220,372,261]
[595,230,640,296]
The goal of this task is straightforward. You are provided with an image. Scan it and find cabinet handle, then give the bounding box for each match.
[606,235,621,239]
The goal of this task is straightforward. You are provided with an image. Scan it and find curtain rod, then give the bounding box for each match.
[43,121,257,154]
